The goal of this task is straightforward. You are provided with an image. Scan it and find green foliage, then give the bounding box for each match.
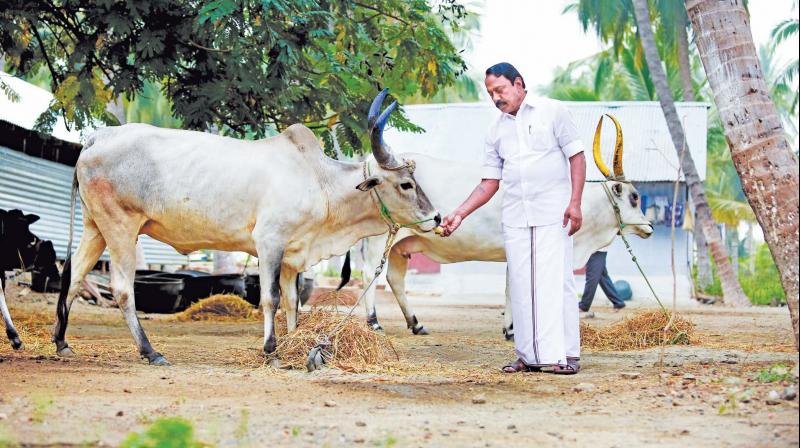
[120,417,204,448]
[0,0,470,156]
[753,364,796,384]
[694,243,785,305]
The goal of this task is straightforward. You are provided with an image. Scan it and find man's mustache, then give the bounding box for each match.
[495,100,507,109]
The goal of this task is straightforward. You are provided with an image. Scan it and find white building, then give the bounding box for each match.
[376,100,710,304]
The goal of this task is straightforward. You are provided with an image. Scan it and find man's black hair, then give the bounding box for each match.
[485,62,526,88]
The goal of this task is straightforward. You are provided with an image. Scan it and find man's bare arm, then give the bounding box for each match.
[440,179,500,236]
[563,152,586,236]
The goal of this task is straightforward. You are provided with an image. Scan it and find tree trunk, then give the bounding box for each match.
[729,225,739,278]
[748,223,755,274]
[676,21,695,103]
[677,21,715,293]
[687,0,800,348]
[694,220,713,289]
[632,0,749,307]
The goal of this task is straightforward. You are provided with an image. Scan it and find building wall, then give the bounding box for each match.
[0,146,189,265]
[393,181,694,305]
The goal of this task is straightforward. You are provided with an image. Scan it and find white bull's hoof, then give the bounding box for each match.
[147,353,171,366]
[412,325,429,335]
[56,346,76,357]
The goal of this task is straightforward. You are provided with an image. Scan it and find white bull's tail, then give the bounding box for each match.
[66,170,78,261]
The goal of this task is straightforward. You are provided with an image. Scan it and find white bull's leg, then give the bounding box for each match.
[255,243,284,357]
[280,266,299,333]
[385,238,427,335]
[503,268,514,341]
[0,281,22,350]
[53,220,107,356]
[362,234,387,331]
[108,236,168,365]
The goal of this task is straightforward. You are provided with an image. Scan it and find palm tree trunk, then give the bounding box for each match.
[748,223,755,274]
[694,222,713,289]
[687,0,800,349]
[729,225,739,278]
[676,22,695,103]
[632,0,749,307]
[675,23,716,293]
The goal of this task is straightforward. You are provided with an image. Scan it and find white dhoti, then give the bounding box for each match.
[504,223,580,366]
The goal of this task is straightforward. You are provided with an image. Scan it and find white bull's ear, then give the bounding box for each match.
[356,176,382,191]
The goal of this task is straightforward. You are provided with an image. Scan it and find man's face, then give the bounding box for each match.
[485,74,525,115]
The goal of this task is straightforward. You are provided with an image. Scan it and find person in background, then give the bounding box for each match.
[578,246,626,315]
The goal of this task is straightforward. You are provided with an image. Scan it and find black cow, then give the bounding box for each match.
[1,209,62,349]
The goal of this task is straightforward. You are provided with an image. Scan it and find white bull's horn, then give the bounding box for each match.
[592,115,613,180]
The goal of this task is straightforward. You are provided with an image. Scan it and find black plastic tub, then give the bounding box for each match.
[244,274,260,307]
[133,273,184,314]
[181,274,246,305]
[244,274,314,307]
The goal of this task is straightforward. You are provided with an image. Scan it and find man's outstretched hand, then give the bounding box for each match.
[440,213,463,237]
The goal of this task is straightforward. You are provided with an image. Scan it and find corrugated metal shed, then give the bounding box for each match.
[385,100,709,182]
[0,146,189,265]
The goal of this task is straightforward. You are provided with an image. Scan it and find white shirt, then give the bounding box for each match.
[482,95,584,227]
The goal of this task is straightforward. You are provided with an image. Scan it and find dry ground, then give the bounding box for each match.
[0,283,798,447]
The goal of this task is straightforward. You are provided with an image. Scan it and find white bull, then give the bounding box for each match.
[52,90,441,365]
[355,114,654,336]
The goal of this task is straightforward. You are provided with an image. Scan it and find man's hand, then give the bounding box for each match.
[440,213,463,237]
[563,200,582,236]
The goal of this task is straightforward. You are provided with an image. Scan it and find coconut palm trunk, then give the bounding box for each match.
[674,18,714,290]
[632,0,750,306]
[687,0,800,349]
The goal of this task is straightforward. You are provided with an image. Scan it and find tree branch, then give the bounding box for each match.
[353,2,409,25]
[184,39,233,53]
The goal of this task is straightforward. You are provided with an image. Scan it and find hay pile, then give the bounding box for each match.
[174,294,257,321]
[273,308,398,371]
[306,288,358,307]
[581,310,695,351]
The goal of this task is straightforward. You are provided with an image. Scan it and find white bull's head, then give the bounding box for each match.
[356,89,441,232]
[577,114,654,266]
[592,114,654,240]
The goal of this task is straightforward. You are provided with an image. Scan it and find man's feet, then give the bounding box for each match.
[613,304,626,313]
[580,310,595,319]
[566,357,581,373]
[502,358,534,373]
[542,363,579,375]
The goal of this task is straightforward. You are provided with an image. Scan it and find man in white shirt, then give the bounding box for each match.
[440,63,585,374]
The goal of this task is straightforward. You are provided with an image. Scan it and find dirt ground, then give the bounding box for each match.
[1,283,798,448]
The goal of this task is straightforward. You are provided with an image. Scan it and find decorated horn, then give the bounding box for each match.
[606,114,625,180]
[592,116,612,180]
[368,88,400,168]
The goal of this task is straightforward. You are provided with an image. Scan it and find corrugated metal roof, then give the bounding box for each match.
[0,146,189,265]
[386,100,709,182]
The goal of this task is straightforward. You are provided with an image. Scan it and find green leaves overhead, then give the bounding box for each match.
[0,0,469,156]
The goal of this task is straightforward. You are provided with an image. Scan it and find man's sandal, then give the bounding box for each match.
[567,357,581,373]
[541,363,579,375]
[501,359,533,373]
